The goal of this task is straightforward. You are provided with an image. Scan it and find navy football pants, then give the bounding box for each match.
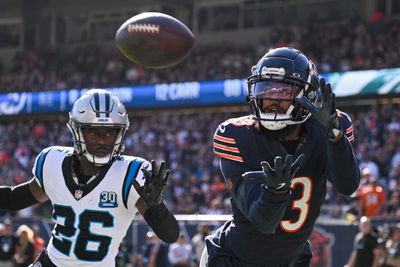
[206,241,312,267]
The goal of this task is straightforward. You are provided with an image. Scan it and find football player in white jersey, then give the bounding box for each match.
[0,89,179,266]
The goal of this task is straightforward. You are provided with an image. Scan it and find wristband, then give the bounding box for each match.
[143,202,179,243]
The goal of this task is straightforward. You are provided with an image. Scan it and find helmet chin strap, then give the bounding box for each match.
[257,97,311,131]
[79,140,115,166]
[260,119,288,130]
[82,151,113,166]
[258,109,293,130]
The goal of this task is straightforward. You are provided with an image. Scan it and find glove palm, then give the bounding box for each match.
[242,154,304,192]
[132,160,170,207]
[297,78,341,140]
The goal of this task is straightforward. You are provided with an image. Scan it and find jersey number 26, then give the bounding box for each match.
[52,205,113,261]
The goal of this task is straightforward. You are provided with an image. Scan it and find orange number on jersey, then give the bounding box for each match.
[223,117,255,127]
[280,177,313,232]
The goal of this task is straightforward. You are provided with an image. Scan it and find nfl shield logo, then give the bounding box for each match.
[74,190,83,200]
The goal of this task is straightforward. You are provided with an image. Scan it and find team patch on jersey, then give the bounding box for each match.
[99,191,118,208]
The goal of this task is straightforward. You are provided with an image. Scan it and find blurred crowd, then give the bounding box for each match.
[0,11,399,267]
[1,101,400,223]
[0,14,398,93]
[344,216,400,267]
[128,226,212,267]
[0,219,45,267]
[0,13,398,222]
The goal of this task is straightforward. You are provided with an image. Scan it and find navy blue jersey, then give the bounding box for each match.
[207,112,358,264]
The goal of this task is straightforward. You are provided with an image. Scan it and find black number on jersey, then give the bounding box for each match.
[52,205,75,256]
[52,205,114,261]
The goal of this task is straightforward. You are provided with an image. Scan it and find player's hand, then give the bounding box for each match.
[132,160,170,208]
[296,78,342,140]
[242,154,304,192]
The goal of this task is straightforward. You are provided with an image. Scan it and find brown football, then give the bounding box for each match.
[115,12,195,69]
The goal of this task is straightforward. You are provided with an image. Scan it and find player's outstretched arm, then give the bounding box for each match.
[242,154,304,193]
[220,156,300,234]
[133,160,179,243]
[297,78,360,195]
[239,154,303,233]
[0,178,48,211]
[296,78,342,141]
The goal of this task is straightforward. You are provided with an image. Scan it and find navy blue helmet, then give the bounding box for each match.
[247,47,320,130]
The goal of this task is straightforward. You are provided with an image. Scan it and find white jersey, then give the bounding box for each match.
[32,146,148,267]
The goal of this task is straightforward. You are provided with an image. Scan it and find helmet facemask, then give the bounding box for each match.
[67,121,128,166]
[67,89,130,166]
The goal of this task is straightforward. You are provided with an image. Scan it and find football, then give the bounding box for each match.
[115,12,195,69]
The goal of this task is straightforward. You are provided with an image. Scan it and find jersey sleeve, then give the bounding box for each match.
[325,110,360,195]
[213,122,244,163]
[122,157,149,209]
[337,110,354,143]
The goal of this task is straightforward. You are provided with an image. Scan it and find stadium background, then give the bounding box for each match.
[0,0,399,266]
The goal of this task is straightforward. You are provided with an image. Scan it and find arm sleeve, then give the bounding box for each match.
[0,181,39,210]
[326,136,360,195]
[143,202,180,243]
[221,158,290,234]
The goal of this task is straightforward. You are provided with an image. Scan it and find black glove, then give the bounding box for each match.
[132,160,170,207]
[242,154,304,192]
[296,78,341,140]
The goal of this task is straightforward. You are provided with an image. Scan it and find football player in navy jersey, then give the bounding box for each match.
[0,89,179,266]
[201,47,360,267]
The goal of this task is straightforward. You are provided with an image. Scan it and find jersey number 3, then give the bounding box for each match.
[280,177,312,232]
[52,205,113,261]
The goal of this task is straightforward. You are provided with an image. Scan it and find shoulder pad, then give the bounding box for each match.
[213,116,255,162]
[32,147,53,189]
[119,155,146,162]
[51,146,74,155]
[32,146,73,190]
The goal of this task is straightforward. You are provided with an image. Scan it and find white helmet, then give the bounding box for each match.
[67,89,129,165]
